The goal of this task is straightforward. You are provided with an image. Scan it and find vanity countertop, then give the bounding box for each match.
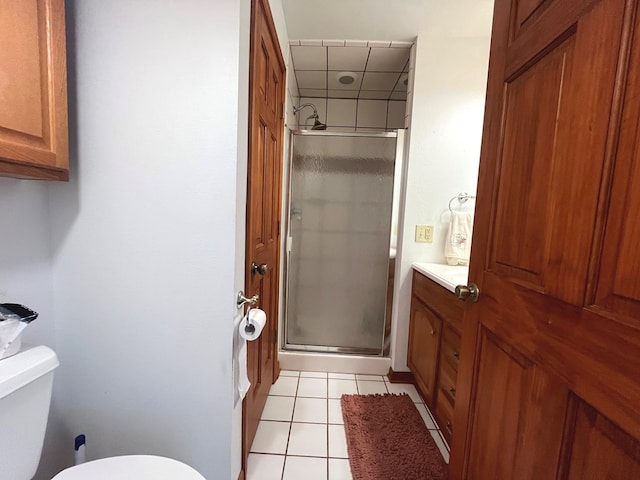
[412,262,469,293]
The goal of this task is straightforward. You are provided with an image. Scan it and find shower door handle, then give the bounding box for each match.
[251,262,268,276]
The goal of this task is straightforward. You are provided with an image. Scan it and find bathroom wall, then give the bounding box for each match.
[44,1,242,478]
[0,179,65,478]
[0,180,55,347]
[390,33,491,372]
[297,97,405,131]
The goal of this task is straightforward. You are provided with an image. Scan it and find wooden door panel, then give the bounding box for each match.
[491,0,624,306]
[596,9,640,322]
[452,0,640,477]
[492,37,572,284]
[244,0,285,469]
[563,400,640,479]
[467,329,568,479]
[515,0,550,29]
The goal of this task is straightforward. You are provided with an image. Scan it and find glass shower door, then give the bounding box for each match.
[285,132,397,355]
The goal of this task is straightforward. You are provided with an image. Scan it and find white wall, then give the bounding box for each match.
[390,34,490,372]
[43,1,242,479]
[0,179,65,477]
[0,180,55,347]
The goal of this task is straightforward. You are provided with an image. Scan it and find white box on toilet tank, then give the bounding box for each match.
[0,345,59,480]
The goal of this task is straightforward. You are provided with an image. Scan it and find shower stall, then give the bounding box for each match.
[283,130,401,357]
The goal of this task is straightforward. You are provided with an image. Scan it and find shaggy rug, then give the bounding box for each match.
[341,393,447,480]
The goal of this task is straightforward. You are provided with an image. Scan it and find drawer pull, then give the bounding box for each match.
[453,350,459,359]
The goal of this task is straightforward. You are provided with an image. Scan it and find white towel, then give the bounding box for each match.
[445,211,473,266]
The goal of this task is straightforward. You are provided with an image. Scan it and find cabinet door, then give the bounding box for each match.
[408,297,442,406]
[0,0,68,180]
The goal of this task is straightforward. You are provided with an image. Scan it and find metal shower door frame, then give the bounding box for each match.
[282,129,399,356]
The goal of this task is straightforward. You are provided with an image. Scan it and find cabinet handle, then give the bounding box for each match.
[446,421,452,434]
[453,350,459,359]
[448,386,456,396]
[430,328,435,336]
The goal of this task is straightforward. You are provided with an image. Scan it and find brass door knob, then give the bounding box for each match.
[455,283,480,302]
[251,262,268,276]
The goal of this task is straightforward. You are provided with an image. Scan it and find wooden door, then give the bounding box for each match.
[243,0,285,467]
[451,0,640,478]
[0,0,68,180]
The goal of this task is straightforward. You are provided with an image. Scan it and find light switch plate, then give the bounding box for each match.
[415,225,434,243]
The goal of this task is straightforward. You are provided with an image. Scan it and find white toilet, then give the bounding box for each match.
[0,345,206,480]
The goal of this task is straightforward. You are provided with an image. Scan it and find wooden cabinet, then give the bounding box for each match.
[0,0,69,180]
[408,269,463,444]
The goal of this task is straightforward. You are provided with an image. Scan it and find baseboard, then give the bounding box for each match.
[387,367,415,384]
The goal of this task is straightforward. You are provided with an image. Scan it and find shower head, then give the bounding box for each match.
[293,103,327,130]
[311,117,327,130]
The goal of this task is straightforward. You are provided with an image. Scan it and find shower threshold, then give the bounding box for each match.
[283,343,383,356]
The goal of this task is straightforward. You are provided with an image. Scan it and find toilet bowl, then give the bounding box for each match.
[52,454,205,479]
[0,345,205,480]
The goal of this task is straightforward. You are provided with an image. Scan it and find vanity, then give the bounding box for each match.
[408,263,467,445]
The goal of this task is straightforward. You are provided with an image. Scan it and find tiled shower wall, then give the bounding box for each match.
[295,97,406,132]
[285,73,407,133]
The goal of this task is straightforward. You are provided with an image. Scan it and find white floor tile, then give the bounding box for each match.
[269,376,299,396]
[430,429,450,464]
[328,458,353,480]
[250,421,290,454]
[328,379,358,398]
[328,372,355,380]
[283,456,328,480]
[261,396,295,421]
[415,403,437,429]
[355,374,384,382]
[287,422,328,457]
[247,453,285,480]
[297,377,328,398]
[385,382,423,403]
[293,397,328,423]
[328,424,349,458]
[301,371,328,378]
[356,380,388,395]
[328,399,344,424]
[280,370,300,377]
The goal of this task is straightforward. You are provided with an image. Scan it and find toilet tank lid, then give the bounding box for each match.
[0,345,59,399]
[52,455,206,480]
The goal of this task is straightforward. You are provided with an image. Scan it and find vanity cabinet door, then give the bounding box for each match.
[0,0,69,180]
[408,297,442,407]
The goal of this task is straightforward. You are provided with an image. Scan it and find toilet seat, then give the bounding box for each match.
[51,455,206,479]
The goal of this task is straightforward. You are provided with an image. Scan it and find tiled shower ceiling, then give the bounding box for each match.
[289,40,411,101]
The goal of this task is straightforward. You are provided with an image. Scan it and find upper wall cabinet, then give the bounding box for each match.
[0,0,69,181]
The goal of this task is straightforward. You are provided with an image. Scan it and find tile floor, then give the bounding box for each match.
[247,370,450,480]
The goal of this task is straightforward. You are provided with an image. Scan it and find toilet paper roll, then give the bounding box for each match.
[239,308,267,341]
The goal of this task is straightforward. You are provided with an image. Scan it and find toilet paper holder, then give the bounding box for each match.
[237,291,259,309]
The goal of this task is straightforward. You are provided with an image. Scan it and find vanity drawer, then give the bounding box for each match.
[441,324,461,375]
[412,271,464,332]
[438,360,458,405]
[435,384,454,445]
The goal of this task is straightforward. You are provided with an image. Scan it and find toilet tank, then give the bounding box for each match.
[0,345,59,480]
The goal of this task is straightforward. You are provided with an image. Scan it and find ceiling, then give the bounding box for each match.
[290,42,411,101]
[280,0,495,42]
[281,0,494,102]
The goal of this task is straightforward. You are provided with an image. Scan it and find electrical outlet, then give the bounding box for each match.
[415,225,434,243]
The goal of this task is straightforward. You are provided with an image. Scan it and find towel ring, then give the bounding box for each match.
[448,193,476,212]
